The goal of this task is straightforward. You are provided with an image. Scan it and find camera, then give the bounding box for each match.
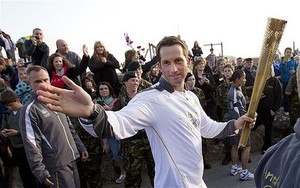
[13,61,33,68]
[23,61,33,67]
[97,99,105,106]
[3,129,10,133]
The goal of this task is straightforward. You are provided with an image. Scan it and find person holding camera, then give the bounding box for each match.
[279,47,297,115]
[25,28,49,68]
[193,57,218,121]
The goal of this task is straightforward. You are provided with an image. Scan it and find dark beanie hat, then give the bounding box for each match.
[123,71,138,82]
[185,72,194,82]
[127,61,141,71]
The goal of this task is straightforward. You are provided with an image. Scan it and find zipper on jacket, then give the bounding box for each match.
[56,112,76,159]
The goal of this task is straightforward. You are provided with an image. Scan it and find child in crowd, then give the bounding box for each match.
[0,90,41,188]
[227,69,254,181]
[14,66,32,104]
[216,64,235,165]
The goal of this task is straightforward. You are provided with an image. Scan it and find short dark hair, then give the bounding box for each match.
[33,28,42,33]
[26,65,48,80]
[229,69,245,82]
[0,90,18,105]
[284,47,292,53]
[156,36,189,63]
[245,58,253,62]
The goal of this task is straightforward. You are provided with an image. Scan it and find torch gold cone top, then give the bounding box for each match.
[238,18,287,148]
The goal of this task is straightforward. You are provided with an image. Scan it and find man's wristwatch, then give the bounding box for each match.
[87,104,102,120]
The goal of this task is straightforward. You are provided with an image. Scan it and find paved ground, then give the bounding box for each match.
[6,151,261,188]
[104,151,262,188]
[203,152,261,188]
[7,107,290,187]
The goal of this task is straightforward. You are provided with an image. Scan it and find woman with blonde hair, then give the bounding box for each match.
[213,58,226,86]
[88,41,121,95]
[193,57,218,120]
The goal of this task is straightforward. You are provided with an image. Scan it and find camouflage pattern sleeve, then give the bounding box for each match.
[216,83,229,116]
[191,88,205,106]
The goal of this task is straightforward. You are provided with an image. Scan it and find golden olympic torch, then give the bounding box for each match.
[238,18,287,148]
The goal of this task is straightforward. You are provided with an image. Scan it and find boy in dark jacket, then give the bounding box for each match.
[252,67,282,154]
[0,90,41,188]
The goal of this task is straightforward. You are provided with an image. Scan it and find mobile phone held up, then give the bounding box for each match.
[284,54,289,59]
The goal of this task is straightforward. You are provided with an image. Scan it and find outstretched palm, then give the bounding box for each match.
[36,76,94,118]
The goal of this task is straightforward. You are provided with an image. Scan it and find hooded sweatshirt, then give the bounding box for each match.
[254,118,300,188]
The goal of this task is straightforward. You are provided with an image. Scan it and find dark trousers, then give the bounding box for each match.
[203,101,218,121]
[0,163,5,188]
[12,147,43,188]
[220,137,231,154]
[253,110,275,150]
[282,81,290,112]
[0,143,16,188]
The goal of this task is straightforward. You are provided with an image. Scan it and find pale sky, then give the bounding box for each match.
[1,0,299,62]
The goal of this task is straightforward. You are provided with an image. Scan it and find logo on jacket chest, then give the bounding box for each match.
[180,111,200,129]
[40,107,51,118]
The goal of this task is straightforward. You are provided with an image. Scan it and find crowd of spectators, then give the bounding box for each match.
[0,29,299,187]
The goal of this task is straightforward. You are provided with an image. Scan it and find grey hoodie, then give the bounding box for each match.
[254,118,300,188]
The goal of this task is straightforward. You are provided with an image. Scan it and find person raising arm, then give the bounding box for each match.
[36,36,255,188]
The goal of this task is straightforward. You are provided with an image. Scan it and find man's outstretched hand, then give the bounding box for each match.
[36,76,94,118]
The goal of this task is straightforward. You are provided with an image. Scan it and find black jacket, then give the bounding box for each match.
[257,77,282,113]
[25,40,49,67]
[88,53,120,87]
